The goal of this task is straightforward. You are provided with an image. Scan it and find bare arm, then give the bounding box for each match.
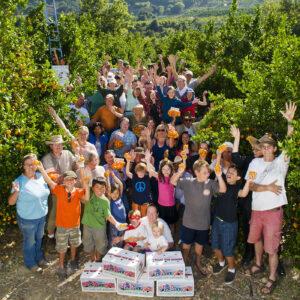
[215,172,226,193]
[110,171,123,195]
[8,182,19,205]
[36,162,56,191]
[238,178,252,198]
[170,159,186,186]
[230,125,240,153]
[158,54,166,73]
[125,158,133,179]
[145,150,158,178]
[48,107,75,140]
[81,169,90,202]
[249,180,282,195]
[196,64,216,85]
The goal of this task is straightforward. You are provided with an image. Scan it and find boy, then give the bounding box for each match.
[81,176,127,262]
[37,163,89,280]
[212,150,253,284]
[171,157,226,276]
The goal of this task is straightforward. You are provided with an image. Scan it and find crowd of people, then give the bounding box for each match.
[8,54,297,295]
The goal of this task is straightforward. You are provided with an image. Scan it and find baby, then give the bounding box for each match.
[144,221,168,255]
[114,210,146,252]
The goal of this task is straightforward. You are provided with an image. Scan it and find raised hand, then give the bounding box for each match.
[12,182,20,193]
[280,101,297,122]
[230,125,240,138]
[48,106,56,115]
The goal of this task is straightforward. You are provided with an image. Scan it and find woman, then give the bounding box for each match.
[48,107,96,156]
[124,69,140,117]
[129,104,148,136]
[151,124,175,171]
[76,151,105,187]
[108,117,137,158]
[88,122,108,164]
[175,131,195,158]
[8,153,50,273]
[147,90,163,125]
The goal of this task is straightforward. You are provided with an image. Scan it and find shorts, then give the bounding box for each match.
[248,208,283,254]
[158,204,178,225]
[83,225,107,255]
[180,225,209,246]
[55,226,81,253]
[132,202,148,217]
[46,194,57,233]
[211,216,238,257]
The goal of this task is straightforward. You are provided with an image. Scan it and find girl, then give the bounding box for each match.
[144,221,168,254]
[145,150,177,237]
[107,172,126,248]
[181,88,207,117]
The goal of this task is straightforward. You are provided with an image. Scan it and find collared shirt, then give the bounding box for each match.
[42,150,75,175]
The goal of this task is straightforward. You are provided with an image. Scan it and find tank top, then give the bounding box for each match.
[152,140,170,171]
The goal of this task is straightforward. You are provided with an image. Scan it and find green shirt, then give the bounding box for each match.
[82,192,111,229]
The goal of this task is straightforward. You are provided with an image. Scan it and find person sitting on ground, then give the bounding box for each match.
[114,210,146,252]
[171,159,226,276]
[144,221,169,255]
[245,101,296,295]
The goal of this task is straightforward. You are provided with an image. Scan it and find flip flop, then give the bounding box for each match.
[245,263,264,276]
[261,278,277,295]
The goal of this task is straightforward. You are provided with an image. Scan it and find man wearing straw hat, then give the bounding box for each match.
[42,135,76,253]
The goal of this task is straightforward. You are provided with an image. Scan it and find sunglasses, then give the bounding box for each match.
[157,129,165,132]
[68,192,71,203]
[129,215,140,220]
[184,119,192,122]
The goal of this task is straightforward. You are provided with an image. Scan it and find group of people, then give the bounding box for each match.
[8,54,297,295]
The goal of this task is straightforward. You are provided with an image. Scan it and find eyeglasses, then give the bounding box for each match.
[129,215,140,220]
[252,148,260,152]
[68,192,71,203]
[261,145,273,150]
[157,129,165,132]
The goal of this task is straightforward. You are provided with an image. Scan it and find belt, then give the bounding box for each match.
[270,206,282,212]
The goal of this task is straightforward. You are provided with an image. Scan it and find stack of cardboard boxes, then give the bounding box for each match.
[80,247,194,297]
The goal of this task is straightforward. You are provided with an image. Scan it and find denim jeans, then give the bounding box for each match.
[17,214,46,269]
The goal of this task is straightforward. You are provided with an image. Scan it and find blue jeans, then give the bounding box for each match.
[17,215,46,269]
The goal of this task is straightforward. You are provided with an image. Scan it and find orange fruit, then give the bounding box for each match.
[104,170,110,177]
[34,160,40,165]
[179,163,185,169]
[6,130,11,135]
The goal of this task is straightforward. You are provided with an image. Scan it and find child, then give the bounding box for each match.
[170,157,227,276]
[156,78,199,124]
[108,172,126,248]
[81,176,127,263]
[212,151,253,284]
[125,156,152,217]
[114,210,146,252]
[37,162,89,281]
[145,150,177,237]
[144,221,168,254]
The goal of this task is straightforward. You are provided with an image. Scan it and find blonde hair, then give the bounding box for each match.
[135,162,147,173]
[133,104,145,119]
[151,221,164,235]
[193,159,210,173]
[78,126,89,135]
[84,151,99,166]
[154,125,167,139]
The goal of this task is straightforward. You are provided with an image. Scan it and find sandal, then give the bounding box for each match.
[245,264,264,276]
[195,264,209,277]
[261,278,277,295]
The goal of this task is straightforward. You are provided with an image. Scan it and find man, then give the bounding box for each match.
[68,93,90,124]
[175,111,200,137]
[110,59,124,74]
[42,135,76,253]
[90,94,123,137]
[245,101,296,295]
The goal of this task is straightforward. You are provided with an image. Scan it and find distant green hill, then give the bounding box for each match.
[27,0,264,18]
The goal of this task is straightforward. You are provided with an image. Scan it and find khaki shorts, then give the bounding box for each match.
[55,226,81,253]
[83,225,107,255]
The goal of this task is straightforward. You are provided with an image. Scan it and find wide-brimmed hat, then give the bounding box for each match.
[259,134,276,147]
[174,156,183,164]
[45,135,66,145]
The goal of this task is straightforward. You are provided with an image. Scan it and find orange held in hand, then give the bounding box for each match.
[218,145,227,152]
[72,141,78,147]
[199,149,207,158]
[114,140,125,149]
[249,171,257,179]
[214,165,222,175]
[124,153,131,161]
[168,107,181,118]
[111,158,125,170]
[167,130,179,139]
[179,163,185,169]
[104,170,110,177]
[48,172,59,181]
[34,160,40,165]
[181,151,187,159]
[79,156,84,162]
[183,145,188,150]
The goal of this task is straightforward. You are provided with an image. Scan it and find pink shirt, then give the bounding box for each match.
[157,177,175,207]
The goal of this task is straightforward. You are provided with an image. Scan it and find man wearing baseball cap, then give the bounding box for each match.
[245,102,297,295]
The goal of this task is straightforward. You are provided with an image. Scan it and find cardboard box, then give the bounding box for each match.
[80,262,116,293]
[156,266,194,297]
[102,247,145,282]
[117,271,155,298]
[146,251,185,280]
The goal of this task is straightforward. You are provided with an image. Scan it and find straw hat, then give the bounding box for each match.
[45,135,66,145]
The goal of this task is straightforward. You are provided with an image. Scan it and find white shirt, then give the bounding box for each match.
[141,217,174,244]
[183,125,195,136]
[76,166,105,187]
[245,153,289,211]
[68,105,90,124]
[146,235,168,251]
[124,223,147,247]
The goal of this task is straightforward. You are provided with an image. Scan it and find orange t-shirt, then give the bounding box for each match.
[52,185,85,228]
[92,105,120,130]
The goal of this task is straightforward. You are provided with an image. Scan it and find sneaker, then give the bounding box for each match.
[30,266,43,274]
[225,270,236,284]
[212,262,227,275]
[38,259,50,268]
[69,260,79,272]
[57,268,67,281]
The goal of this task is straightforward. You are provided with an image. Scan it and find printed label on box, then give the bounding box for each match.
[156,266,194,297]
[146,251,185,280]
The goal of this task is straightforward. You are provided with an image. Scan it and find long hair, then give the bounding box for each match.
[158,160,174,183]
[176,131,193,152]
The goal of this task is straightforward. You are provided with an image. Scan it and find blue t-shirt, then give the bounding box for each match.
[110,198,126,223]
[109,129,137,157]
[132,173,152,205]
[12,173,49,220]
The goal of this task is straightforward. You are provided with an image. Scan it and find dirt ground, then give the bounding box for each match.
[0,227,299,300]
